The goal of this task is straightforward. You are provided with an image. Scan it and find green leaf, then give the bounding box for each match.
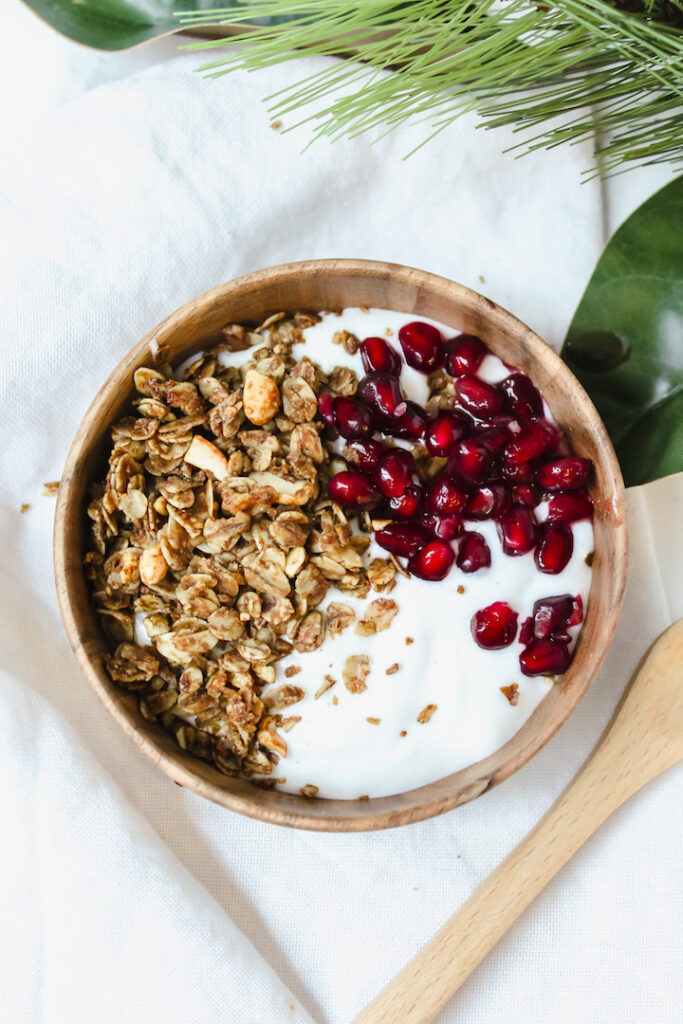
[20,1,256,51]
[563,175,683,487]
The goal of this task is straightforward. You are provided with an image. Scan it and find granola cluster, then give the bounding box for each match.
[84,312,399,782]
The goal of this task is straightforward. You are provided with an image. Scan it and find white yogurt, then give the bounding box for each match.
[164,309,593,799]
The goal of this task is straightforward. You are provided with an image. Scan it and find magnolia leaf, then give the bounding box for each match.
[563,175,683,488]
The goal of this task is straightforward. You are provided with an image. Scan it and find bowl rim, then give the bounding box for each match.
[54,258,628,831]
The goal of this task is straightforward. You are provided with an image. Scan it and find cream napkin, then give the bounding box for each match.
[0,37,680,1024]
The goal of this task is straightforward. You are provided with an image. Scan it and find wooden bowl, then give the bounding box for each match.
[54,260,627,831]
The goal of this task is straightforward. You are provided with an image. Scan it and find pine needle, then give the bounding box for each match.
[176,0,683,174]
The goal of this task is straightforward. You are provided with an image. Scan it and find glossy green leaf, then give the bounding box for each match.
[563,176,683,487]
[21,1,271,51]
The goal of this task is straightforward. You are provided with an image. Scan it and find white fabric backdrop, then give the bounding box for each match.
[1,8,681,1022]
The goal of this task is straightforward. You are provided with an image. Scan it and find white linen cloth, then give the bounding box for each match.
[1,9,681,1022]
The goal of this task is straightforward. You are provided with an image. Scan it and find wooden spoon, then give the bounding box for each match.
[353,618,683,1024]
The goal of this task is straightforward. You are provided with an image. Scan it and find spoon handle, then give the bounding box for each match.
[352,623,683,1024]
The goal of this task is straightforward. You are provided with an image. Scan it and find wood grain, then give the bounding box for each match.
[53,259,628,831]
[352,617,683,1023]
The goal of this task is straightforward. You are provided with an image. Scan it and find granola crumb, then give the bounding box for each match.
[359,306,370,314]
[405,636,414,646]
[42,481,60,497]
[270,119,282,130]
[417,703,438,724]
[300,784,319,798]
[500,683,520,706]
[280,716,302,733]
[399,730,407,737]
[314,674,336,700]
[457,584,465,594]
[358,794,370,802]
[386,663,400,675]
[479,274,486,283]
[384,327,394,337]
[366,717,381,725]
[585,550,595,567]
[343,654,370,694]
[331,694,339,706]
[20,503,30,514]
[284,665,302,678]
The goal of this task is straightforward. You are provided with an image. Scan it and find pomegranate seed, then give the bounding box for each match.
[520,638,571,677]
[425,471,468,516]
[389,483,423,519]
[456,531,491,573]
[343,439,386,473]
[360,336,402,375]
[535,522,573,574]
[375,522,431,558]
[408,540,455,581]
[328,470,379,509]
[455,376,505,418]
[497,506,537,555]
[398,321,445,373]
[376,448,415,498]
[471,602,519,649]
[568,594,584,627]
[425,410,468,456]
[448,439,492,484]
[547,491,593,524]
[500,373,543,421]
[446,333,488,377]
[502,460,535,484]
[317,392,336,427]
[537,457,592,491]
[332,395,375,439]
[477,425,513,454]
[532,594,574,640]
[357,373,407,419]
[511,483,539,507]
[504,419,559,466]
[464,483,510,520]
[385,401,428,440]
[519,616,534,645]
[421,511,463,540]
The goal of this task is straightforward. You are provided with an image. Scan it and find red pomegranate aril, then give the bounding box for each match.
[456,531,491,573]
[398,321,445,373]
[317,392,336,427]
[568,594,584,627]
[455,375,505,418]
[425,410,468,456]
[504,419,559,466]
[519,616,534,645]
[357,372,407,419]
[408,540,455,581]
[386,401,428,440]
[478,425,513,454]
[537,457,592,491]
[332,395,375,439]
[360,336,402,375]
[520,638,571,677]
[421,511,463,541]
[446,333,488,377]
[343,438,386,473]
[532,594,574,640]
[535,522,574,574]
[376,448,415,498]
[471,602,518,650]
[448,439,492,484]
[464,483,510,521]
[500,373,543,421]
[425,471,468,516]
[375,522,431,558]
[547,491,593,524]
[511,484,539,508]
[502,460,535,484]
[389,483,424,519]
[497,506,537,556]
[328,470,379,509]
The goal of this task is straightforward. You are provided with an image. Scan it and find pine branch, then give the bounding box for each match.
[176,0,683,174]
